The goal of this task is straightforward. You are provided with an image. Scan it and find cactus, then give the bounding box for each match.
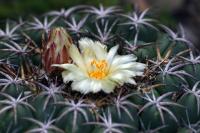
[0,4,200,133]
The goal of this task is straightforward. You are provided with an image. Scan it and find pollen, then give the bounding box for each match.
[88,59,108,79]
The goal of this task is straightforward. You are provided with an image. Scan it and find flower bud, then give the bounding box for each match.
[42,27,72,74]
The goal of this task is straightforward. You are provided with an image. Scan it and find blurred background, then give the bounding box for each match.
[0,0,118,19]
[0,0,200,49]
[0,0,198,23]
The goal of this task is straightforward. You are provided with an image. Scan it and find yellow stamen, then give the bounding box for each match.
[88,59,108,79]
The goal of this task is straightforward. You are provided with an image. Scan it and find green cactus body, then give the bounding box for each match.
[0,4,200,133]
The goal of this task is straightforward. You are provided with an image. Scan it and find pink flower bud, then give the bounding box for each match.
[42,27,72,74]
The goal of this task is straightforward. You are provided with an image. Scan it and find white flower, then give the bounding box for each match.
[53,38,146,94]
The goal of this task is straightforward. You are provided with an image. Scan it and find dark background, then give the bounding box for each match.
[0,0,119,19]
[0,0,181,26]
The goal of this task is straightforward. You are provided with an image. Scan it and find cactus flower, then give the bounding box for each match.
[42,27,72,74]
[53,38,146,94]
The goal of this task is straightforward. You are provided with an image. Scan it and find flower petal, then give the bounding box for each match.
[111,54,137,66]
[62,71,86,83]
[106,45,119,63]
[71,79,93,94]
[69,45,87,72]
[90,80,103,93]
[92,41,107,60]
[52,63,77,71]
[101,79,117,93]
[126,78,136,85]
[108,70,138,85]
[79,38,107,60]
[130,62,146,71]
[78,38,94,52]
[71,79,102,94]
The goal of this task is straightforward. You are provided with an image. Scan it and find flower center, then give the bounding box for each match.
[88,59,108,79]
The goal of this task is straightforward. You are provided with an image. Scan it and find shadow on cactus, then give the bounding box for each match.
[0,4,200,133]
